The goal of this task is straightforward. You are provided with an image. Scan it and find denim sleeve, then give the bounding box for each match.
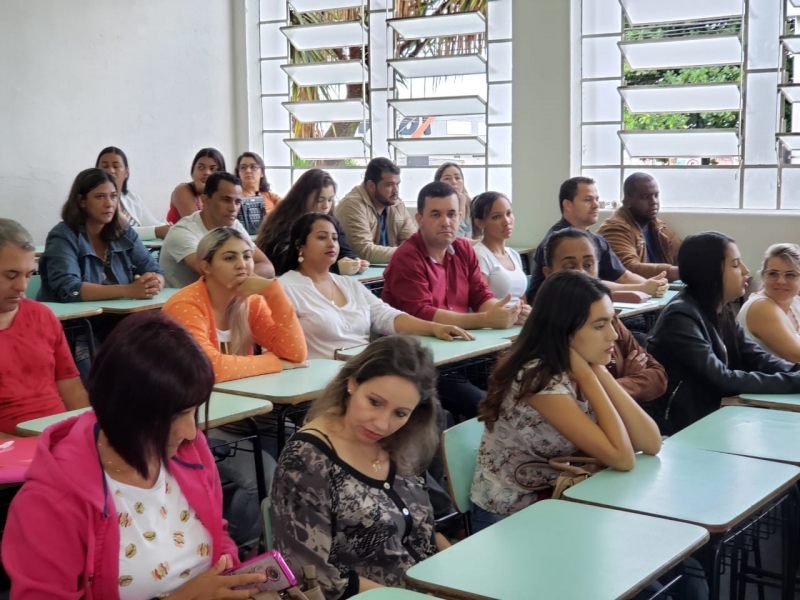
[39,227,86,302]
[126,227,164,277]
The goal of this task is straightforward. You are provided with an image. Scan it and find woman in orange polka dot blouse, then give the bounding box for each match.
[163,227,308,383]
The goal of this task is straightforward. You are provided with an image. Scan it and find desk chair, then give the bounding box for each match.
[441,418,484,536]
[25,274,41,299]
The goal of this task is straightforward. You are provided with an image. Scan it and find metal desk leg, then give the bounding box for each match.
[79,318,96,360]
[246,417,267,503]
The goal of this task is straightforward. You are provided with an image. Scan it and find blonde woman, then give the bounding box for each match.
[270,335,448,597]
[163,227,308,382]
[738,243,800,362]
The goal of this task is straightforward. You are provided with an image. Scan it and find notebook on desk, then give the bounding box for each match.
[0,436,39,483]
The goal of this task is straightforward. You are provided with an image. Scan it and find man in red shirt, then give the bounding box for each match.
[0,219,88,435]
[382,182,521,418]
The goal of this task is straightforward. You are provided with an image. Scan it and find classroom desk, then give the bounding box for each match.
[140,239,163,250]
[354,266,385,283]
[41,302,103,321]
[213,359,344,451]
[335,334,512,367]
[353,590,431,599]
[34,245,45,257]
[86,287,180,313]
[669,279,685,290]
[666,406,800,466]
[509,245,536,273]
[727,393,800,413]
[615,288,679,318]
[563,445,800,599]
[16,394,274,500]
[406,499,709,600]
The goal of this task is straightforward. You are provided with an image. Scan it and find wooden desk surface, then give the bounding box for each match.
[666,406,800,466]
[86,288,180,313]
[212,359,343,405]
[15,393,272,436]
[563,444,800,533]
[406,499,708,600]
[732,392,800,413]
[41,302,103,321]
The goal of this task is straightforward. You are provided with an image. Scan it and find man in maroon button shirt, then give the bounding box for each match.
[382,181,522,418]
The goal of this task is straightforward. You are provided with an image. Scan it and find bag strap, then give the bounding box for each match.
[514,456,604,491]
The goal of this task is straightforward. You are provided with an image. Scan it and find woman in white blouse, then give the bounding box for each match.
[738,243,800,362]
[279,213,472,359]
[96,146,171,239]
[471,192,531,313]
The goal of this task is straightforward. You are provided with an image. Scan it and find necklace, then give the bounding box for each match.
[316,277,336,304]
[97,440,124,473]
[372,454,382,472]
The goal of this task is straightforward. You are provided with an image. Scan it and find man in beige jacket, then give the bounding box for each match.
[334,157,416,264]
[597,172,682,281]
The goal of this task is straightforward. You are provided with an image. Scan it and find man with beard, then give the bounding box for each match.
[334,157,416,264]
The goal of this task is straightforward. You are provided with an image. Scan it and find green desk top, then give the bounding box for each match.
[41,302,103,321]
[355,267,386,283]
[212,359,343,404]
[615,288,678,317]
[666,406,800,466]
[406,499,708,600]
[34,245,45,257]
[735,393,800,413]
[669,279,685,290]
[336,334,511,367]
[353,590,431,599]
[86,288,180,312]
[140,239,163,249]
[15,393,272,436]
[563,445,800,533]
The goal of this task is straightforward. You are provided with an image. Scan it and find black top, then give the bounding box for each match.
[646,293,800,434]
[526,218,627,300]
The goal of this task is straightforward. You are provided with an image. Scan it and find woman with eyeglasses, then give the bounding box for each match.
[235,152,281,213]
[737,243,800,362]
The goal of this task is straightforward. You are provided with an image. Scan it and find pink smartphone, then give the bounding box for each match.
[222,550,297,592]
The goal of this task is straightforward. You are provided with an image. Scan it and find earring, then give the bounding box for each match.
[347,387,352,395]
[298,251,304,263]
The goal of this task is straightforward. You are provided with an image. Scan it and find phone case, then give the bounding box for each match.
[223,550,297,592]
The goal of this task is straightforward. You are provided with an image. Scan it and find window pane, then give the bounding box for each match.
[262,96,288,130]
[583,80,622,122]
[582,124,621,166]
[620,0,742,25]
[260,23,286,59]
[780,168,800,209]
[488,82,512,124]
[487,167,512,196]
[743,71,779,165]
[745,0,781,70]
[620,36,742,70]
[488,41,512,82]
[620,83,740,114]
[582,0,622,35]
[582,36,622,80]
[582,168,621,208]
[261,59,288,95]
[743,168,778,209]
[622,167,740,209]
[263,133,291,167]
[488,0,512,41]
[260,0,286,22]
[488,125,512,165]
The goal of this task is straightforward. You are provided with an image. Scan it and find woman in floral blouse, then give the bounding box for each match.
[470,270,662,532]
[269,335,449,598]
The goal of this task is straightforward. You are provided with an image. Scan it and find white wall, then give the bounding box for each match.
[0,0,241,243]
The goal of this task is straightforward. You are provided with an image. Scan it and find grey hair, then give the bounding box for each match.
[196,227,254,357]
[761,243,800,273]
[0,219,35,252]
[306,335,440,477]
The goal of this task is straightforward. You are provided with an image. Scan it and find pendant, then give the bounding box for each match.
[372,460,381,472]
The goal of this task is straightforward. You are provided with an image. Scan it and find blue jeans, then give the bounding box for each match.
[470,504,508,533]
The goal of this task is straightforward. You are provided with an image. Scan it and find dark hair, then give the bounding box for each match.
[558,176,596,213]
[364,157,400,186]
[623,172,655,198]
[203,171,242,199]
[95,146,129,194]
[433,161,463,184]
[256,169,337,273]
[61,168,126,241]
[543,227,598,269]
[478,270,611,429]
[235,152,271,193]
[470,191,508,239]
[88,312,215,479]
[284,212,338,272]
[678,231,735,326]
[191,148,226,176]
[417,181,457,214]
[307,335,439,476]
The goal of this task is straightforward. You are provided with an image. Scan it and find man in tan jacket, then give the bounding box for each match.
[597,173,682,281]
[334,157,416,264]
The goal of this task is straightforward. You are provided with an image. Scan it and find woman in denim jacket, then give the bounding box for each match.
[38,168,164,303]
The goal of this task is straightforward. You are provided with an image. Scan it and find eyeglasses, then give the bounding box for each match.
[763,270,800,282]
[238,164,262,172]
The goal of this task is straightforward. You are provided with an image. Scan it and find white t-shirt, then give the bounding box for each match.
[120,191,168,241]
[473,243,527,304]
[107,465,213,600]
[160,212,249,288]
[279,270,403,359]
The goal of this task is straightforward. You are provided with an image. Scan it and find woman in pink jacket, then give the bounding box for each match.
[2,312,266,600]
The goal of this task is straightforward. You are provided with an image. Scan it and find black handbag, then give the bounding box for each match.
[237,195,266,235]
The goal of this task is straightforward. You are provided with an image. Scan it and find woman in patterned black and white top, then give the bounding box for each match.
[270,335,449,599]
[470,270,662,532]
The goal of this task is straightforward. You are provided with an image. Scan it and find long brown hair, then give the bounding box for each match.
[306,336,439,476]
[61,168,126,241]
[478,270,611,430]
[434,162,471,234]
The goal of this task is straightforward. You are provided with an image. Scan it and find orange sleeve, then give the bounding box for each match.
[249,280,308,364]
[166,295,285,383]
